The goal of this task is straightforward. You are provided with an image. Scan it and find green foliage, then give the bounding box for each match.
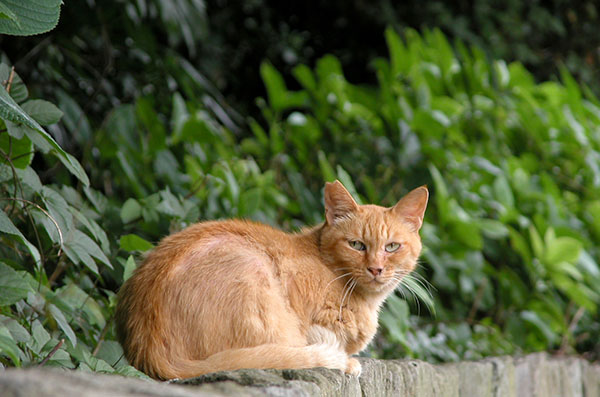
[245,27,600,361]
[1,10,599,375]
[0,57,288,372]
[0,0,61,36]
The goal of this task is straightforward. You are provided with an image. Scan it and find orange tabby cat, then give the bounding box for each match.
[115,181,428,379]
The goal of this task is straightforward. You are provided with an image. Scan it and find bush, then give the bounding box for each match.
[1,17,598,373]
[246,28,600,361]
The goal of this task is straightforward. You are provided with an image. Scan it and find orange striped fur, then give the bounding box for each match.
[115,181,428,379]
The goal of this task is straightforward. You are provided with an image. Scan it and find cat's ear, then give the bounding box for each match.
[324,180,359,225]
[391,186,429,231]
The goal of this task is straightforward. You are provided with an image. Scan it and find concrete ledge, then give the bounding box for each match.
[0,353,598,396]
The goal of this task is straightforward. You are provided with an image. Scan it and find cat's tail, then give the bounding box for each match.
[159,342,349,379]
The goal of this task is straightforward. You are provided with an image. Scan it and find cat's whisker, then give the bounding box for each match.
[324,272,353,291]
[338,278,356,322]
[333,267,354,272]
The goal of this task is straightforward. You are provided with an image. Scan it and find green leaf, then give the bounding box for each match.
[120,198,142,223]
[0,326,22,366]
[21,99,63,125]
[0,3,18,24]
[0,132,33,168]
[528,226,544,259]
[521,310,557,344]
[63,238,99,276]
[0,85,89,186]
[0,210,41,266]
[122,255,137,282]
[0,261,34,305]
[16,166,42,192]
[493,175,515,209]
[0,315,31,344]
[336,165,362,204]
[478,219,509,239]
[120,234,154,252]
[48,303,76,347]
[171,92,189,138]
[29,319,50,354]
[544,236,583,266]
[95,340,125,367]
[0,64,28,103]
[450,219,483,250]
[260,61,308,112]
[238,187,262,216]
[317,150,336,182]
[0,0,62,36]
[57,284,105,328]
[115,364,152,379]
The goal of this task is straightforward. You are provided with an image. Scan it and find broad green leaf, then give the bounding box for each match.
[521,310,556,344]
[40,185,72,233]
[95,340,125,367]
[450,219,483,250]
[70,208,110,253]
[336,166,362,204]
[120,198,142,223]
[57,283,105,328]
[528,226,544,259]
[69,230,112,270]
[0,261,34,305]
[21,99,63,125]
[0,64,27,103]
[48,303,76,347]
[115,364,152,379]
[0,0,62,36]
[0,326,22,366]
[260,61,308,112]
[122,255,137,282]
[317,150,336,182]
[171,92,189,137]
[478,219,509,239]
[29,319,51,354]
[0,315,30,344]
[16,166,42,192]
[0,85,89,186]
[0,132,33,168]
[544,236,583,266]
[0,210,41,266]
[0,3,18,24]
[238,187,262,216]
[493,175,514,209]
[120,234,154,252]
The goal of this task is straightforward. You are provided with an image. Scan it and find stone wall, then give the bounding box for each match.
[1,353,598,396]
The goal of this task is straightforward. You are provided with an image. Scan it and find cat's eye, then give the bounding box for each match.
[349,240,366,251]
[385,242,401,252]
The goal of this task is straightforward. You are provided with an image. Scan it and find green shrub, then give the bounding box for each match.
[247,27,600,361]
[1,25,599,372]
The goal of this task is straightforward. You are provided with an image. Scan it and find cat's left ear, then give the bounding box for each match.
[324,180,359,225]
[391,186,429,231]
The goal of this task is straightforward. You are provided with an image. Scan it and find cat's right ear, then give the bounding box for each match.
[324,181,359,225]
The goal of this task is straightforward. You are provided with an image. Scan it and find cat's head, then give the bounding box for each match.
[320,181,428,295]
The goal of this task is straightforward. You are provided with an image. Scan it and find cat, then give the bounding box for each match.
[115,180,428,380]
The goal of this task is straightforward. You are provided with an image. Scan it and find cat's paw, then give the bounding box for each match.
[345,357,362,377]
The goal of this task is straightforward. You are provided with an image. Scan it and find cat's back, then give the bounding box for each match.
[138,219,294,275]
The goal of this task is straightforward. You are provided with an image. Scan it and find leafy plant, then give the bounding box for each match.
[246,27,600,361]
[0,0,62,36]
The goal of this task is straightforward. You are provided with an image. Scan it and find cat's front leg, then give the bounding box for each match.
[306,325,361,376]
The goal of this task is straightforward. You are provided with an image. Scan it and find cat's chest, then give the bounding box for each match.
[313,294,379,354]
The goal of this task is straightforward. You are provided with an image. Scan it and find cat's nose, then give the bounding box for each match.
[367,266,383,277]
